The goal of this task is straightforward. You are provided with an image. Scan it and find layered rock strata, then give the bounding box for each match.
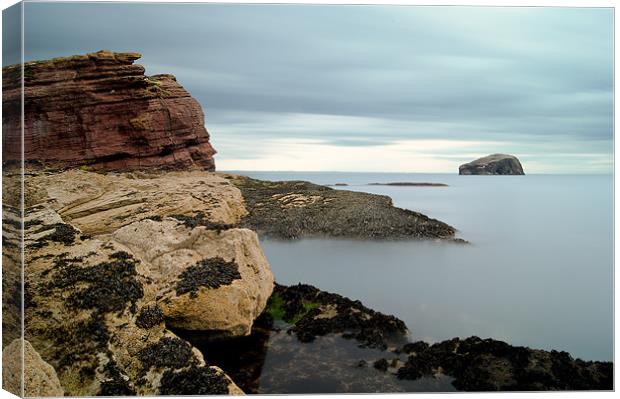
[2,50,216,171]
[21,169,273,395]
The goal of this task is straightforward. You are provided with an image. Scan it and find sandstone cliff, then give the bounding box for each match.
[2,50,216,171]
[14,169,273,395]
[459,154,525,175]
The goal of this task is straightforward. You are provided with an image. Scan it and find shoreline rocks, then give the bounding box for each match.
[459,154,524,175]
[2,50,216,171]
[226,175,456,240]
[181,283,613,393]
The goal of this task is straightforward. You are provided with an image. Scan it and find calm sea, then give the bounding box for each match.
[229,171,613,361]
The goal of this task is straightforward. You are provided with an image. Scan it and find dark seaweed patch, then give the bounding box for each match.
[373,358,389,372]
[48,311,110,370]
[394,336,614,391]
[135,305,165,329]
[138,337,195,370]
[273,283,408,349]
[170,212,233,231]
[33,223,79,247]
[48,251,143,314]
[175,257,241,298]
[98,360,135,396]
[159,366,230,395]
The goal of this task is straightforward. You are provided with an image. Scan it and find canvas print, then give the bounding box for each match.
[1,1,614,396]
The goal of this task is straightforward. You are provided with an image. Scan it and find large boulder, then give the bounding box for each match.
[22,169,272,395]
[459,154,524,175]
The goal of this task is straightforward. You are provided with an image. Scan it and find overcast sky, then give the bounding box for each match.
[9,3,614,173]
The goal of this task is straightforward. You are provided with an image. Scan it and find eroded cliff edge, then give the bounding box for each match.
[2,50,216,171]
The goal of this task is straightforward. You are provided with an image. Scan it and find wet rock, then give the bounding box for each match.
[395,336,612,391]
[269,284,408,349]
[373,359,389,372]
[459,154,524,175]
[138,337,196,370]
[159,365,241,395]
[227,175,455,240]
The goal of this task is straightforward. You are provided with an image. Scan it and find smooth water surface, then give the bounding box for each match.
[232,171,613,361]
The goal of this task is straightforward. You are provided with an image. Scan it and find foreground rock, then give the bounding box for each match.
[226,175,456,240]
[197,283,612,393]
[391,337,612,391]
[2,50,216,171]
[459,154,524,175]
[267,283,408,349]
[21,169,273,395]
[3,339,64,397]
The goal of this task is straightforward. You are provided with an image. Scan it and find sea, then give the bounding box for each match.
[232,171,613,363]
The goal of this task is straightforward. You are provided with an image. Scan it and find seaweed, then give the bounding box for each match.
[33,223,79,247]
[135,305,165,329]
[170,212,233,231]
[138,337,195,370]
[273,283,408,349]
[175,257,241,298]
[98,360,135,396]
[48,251,143,314]
[159,366,230,395]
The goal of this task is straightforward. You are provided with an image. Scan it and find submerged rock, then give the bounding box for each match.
[459,154,525,175]
[226,175,456,240]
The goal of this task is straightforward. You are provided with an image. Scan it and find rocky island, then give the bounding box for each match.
[2,51,611,395]
[459,154,525,175]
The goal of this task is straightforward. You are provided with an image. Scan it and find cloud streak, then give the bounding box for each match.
[16,3,614,173]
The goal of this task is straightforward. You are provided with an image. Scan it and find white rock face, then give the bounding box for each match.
[3,339,65,397]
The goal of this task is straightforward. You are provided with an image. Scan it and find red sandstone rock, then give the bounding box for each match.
[2,50,216,171]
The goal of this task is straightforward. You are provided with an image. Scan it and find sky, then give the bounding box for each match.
[5,2,615,173]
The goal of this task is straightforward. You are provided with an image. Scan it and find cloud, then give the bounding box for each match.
[17,3,614,173]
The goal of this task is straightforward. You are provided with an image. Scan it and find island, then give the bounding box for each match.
[459,154,525,175]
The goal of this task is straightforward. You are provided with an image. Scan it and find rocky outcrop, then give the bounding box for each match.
[195,284,612,393]
[3,339,65,397]
[22,169,273,395]
[2,50,216,171]
[227,175,456,240]
[459,154,524,175]
[392,337,612,391]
